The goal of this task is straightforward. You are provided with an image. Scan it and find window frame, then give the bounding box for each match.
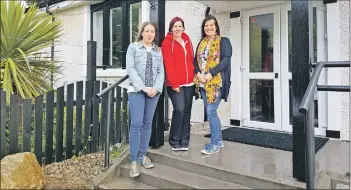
[90,0,141,69]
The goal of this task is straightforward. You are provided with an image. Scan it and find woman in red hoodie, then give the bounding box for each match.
[162,17,195,151]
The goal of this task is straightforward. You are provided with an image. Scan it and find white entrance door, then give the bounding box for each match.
[242,6,282,131]
[242,3,326,135]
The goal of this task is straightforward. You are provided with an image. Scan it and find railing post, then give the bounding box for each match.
[104,89,113,169]
[305,103,315,189]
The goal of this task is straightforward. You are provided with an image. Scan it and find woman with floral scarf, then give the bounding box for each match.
[194,15,232,155]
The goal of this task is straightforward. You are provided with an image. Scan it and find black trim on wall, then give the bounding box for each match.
[323,0,337,4]
[36,0,65,8]
[326,130,340,138]
[230,11,240,18]
[121,1,129,69]
[230,119,241,126]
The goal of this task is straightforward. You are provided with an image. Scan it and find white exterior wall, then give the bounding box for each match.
[339,1,349,141]
[326,1,350,141]
[52,4,90,88]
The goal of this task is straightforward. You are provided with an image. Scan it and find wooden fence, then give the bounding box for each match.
[0,80,129,165]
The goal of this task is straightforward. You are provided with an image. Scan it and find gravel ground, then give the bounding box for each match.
[40,125,211,190]
[43,152,105,189]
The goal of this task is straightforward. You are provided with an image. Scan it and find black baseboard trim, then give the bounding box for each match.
[230,11,240,18]
[326,130,340,138]
[323,0,337,4]
[230,119,240,126]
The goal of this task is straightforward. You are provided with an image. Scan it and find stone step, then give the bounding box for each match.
[147,135,303,189]
[120,162,249,189]
[98,177,156,189]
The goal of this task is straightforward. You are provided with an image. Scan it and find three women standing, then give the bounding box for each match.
[126,14,232,178]
[162,17,195,151]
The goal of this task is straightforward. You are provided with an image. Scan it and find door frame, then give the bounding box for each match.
[240,2,327,135]
[280,2,327,135]
[241,5,282,131]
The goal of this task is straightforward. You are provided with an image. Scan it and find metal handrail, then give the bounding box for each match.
[298,61,325,190]
[96,75,129,98]
[299,62,325,114]
[96,75,129,170]
[299,61,350,189]
[311,61,349,68]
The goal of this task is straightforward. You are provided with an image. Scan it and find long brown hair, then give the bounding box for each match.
[136,21,157,42]
[136,21,160,51]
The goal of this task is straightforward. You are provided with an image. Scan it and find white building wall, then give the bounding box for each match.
[339,1,349,141]
[52,4,90,88]
[326,1,350,141]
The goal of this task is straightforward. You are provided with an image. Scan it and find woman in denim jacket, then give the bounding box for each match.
[126,21,164,178]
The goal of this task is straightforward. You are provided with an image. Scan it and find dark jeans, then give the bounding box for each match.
[167,85,194,148]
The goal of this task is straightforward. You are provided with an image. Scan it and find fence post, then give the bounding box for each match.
[87,41,97,153]
[104,90,113,168]
[87,41,96,81]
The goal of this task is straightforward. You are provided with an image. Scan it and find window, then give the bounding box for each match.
[91,0,141,69]
[92,11,103,66]
[130,2,141,43]
[110,7,123,68]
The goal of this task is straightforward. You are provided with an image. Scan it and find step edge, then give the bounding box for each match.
[120,163,249,189]
[98,176,156,189]
[147,151,305,189]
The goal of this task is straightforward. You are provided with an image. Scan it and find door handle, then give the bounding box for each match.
[275,73,278,78]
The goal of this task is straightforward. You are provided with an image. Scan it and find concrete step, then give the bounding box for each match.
[147,135,303,189]
[120,162,249,189]
[98,177,156,189]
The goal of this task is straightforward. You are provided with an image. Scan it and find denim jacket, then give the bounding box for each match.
[126,41,165,93]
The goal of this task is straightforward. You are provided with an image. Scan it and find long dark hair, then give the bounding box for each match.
[200,15,220,39]
[137,21,157,42]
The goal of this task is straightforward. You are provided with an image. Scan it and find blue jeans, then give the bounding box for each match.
[128,92,160,161]
[200,88,222,146]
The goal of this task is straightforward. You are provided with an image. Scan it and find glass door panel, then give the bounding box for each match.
[242,6,281,131]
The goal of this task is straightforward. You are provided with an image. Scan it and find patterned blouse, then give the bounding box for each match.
[199,46,209,88]
[144,51,153,87]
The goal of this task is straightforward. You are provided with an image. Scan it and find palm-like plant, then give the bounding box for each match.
[0,0,62,99]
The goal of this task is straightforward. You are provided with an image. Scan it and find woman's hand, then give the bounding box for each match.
[172,87,180,93]
[204,73,212,81]
[147,88,158,97]
[197,73,207,84]
[142,87,152,94]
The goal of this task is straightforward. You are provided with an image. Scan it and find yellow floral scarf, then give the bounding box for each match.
[194,35,222,104]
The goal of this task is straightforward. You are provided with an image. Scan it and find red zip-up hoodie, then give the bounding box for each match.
[161,32,195,89]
